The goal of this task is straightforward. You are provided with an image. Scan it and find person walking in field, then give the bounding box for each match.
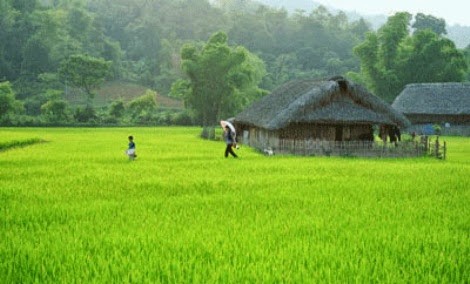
[223,125,238,158]
[126,135,137,160]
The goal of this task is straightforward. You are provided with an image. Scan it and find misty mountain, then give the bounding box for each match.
[254,0,318,12]
[448,25,470,49]
[256,0,470,48]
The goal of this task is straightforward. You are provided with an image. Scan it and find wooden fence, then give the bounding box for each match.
[257,136,446,159]
[426,136,447,160]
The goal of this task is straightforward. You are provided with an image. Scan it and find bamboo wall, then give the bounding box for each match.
[406,114,470,124]
[276,140,428,158]
[237,123,442,158]
[406,124,470,136]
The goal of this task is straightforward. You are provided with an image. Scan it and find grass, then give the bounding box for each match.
[0,138,44,152]
[0,127,469,283]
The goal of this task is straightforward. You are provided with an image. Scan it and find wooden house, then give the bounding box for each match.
[234,77,410,156]
[392,83,470,136]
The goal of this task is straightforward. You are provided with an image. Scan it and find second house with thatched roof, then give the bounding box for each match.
[234,76,410,156]
[392,83,470,136]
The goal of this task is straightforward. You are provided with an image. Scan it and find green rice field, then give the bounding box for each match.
[1,127,469,283]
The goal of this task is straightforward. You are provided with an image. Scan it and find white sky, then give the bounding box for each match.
[313,0,470,26]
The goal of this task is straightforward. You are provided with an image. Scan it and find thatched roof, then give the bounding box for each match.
[235,77,410,130]
[392,83,470,115]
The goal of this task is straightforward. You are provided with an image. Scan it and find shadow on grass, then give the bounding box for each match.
[0,138,47,152]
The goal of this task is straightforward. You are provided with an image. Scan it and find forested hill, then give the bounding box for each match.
[1,0,468,127]
[257,0,470,48]
[3,0,372,98]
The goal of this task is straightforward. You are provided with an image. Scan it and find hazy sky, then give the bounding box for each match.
[313,0,470,26]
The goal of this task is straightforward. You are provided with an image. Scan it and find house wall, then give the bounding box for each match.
[406,114,470,124]
[239,123,374,150]
[404,114,470,136]
[279,123,373,142]
[406,124,470,136]
[246,127,279,149]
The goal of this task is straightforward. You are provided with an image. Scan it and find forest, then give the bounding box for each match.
[1,0,469,126]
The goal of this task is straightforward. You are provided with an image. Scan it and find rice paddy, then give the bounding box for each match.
[0,127,469,283]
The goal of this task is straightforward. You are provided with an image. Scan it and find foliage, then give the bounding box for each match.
[126,90,158,124]
[0,127,468,282]
[463,45,470,81]
[0,81,24,123]
[401,30,467,83]
[73,105,97,123]
[41,99,71,123]
[58,54,111,103]
[108,100,125,118]
[180,31,266,126]
[351,12,467,102]
[227,4,366,89]
[0,0,468,126]
[412,13,447,35]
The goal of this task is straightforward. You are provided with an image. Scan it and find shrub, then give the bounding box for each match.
[74,105,97,123]
[41,100,71,123]
[127,90,158,124]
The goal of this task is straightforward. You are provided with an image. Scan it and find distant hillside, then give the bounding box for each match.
[256,0,470,48]
[255,0,318,12]
[65,81,184,109]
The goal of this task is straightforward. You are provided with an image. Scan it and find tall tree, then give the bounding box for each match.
[351,12,466,102]
[412,13,447,35]
[463,45,470,81]
[402,30,467,83]
[0,0,17,80]
[180,31,265,126]
[58,54,110,104]
[0,81,24,123]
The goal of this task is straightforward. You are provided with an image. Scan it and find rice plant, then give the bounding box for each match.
[0,127,468,283]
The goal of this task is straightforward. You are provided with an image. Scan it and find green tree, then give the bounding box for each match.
[351,12,467,102]
[74,105,97,123]
[412,13,447,35]
[58,54,110,104]
[402,30,467,83]
[127,90,158,123]
[108,100,125,118]
[378,12,412,71]
[0,1,19,80]
[180,31,265,126]
[463,45,470,81]
[41,99,71,123]
[39,89,70,123]
[20,9,65,79]
[0,81,24,123]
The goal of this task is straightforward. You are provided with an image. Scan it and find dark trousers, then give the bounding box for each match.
[225,144,238,158]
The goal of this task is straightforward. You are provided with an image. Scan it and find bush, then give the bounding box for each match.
[0,114,41,126]
[171,110,194,126]
[74,105,97,123]
[41,100,71,123]
[433,124,442,136]
[108,100,125,118]
[0,81,24,120]
[127,90,157,122]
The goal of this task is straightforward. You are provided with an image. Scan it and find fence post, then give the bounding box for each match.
[428,137,431,155]
[443,141,447,160]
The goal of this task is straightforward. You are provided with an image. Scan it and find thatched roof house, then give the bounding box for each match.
[392,83,470,122]
[392,83,470,135]
[234,77,410,155]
